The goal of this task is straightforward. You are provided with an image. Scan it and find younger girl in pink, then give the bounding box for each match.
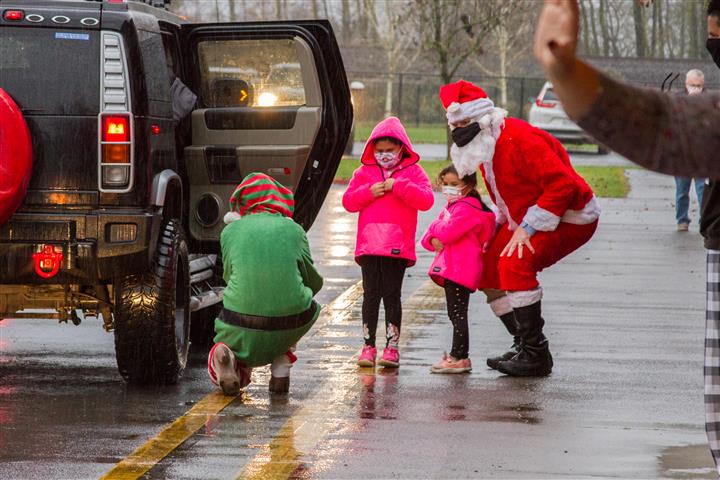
[343,117,434,368]
[421,165,495,373]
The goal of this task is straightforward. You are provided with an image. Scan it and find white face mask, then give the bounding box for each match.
[442,185,462,202]
[374,151,401,169]
[688,85,703,95]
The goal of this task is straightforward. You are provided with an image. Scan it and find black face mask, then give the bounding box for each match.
[707,38,720,69]
[451,122,481,147]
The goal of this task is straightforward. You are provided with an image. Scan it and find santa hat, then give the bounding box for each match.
[439,80,495,125]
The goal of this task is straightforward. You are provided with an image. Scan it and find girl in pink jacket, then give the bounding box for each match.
[421,165,496,374]
[342,117,434,368]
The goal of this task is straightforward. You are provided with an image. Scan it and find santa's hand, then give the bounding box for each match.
[384,178,395,191]
[501,227,535,259]
[370,182,386,198]
[534,0,579,76]
[431,238,444,252]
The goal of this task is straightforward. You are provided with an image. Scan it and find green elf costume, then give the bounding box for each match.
[208,172,323,395]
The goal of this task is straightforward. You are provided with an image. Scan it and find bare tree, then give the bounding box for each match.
[414,0,505,86]
[364,0,420,118]
[470,1,538,108]
[633,1,648,57]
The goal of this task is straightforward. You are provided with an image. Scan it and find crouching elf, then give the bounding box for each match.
[207,173,323,396]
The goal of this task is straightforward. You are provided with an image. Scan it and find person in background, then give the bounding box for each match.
[675,69,706,232]
[533,0,720,472]
[342,117,434,369]
[421,165,495,374]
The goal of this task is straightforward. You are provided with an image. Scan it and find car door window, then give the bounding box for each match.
[197,39,309,108]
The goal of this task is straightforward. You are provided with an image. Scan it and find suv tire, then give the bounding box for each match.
[114,219,191,384]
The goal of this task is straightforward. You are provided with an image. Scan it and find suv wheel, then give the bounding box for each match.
[114,219,190,384]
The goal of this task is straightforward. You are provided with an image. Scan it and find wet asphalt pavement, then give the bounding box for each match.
[0,165,717,479]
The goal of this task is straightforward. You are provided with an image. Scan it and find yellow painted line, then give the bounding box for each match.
[99,391,238,480]
[99,280,364,480]
[237,279,445,480]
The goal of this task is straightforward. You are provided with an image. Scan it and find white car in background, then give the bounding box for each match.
[528,82,608,154]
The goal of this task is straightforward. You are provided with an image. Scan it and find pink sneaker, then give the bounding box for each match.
[378,347,400,368]
[357,345,377,367]
[430,352,472,374]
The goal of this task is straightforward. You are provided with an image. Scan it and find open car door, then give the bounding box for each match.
[180,20,353,245]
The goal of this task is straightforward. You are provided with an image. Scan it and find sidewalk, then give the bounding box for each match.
[308,170,714,478]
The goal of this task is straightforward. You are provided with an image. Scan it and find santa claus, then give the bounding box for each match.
[439,80,600,377]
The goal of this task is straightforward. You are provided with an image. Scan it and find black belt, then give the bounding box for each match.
[218,301,319,331]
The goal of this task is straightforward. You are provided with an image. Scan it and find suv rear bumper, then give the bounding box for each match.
[0,210,162,284]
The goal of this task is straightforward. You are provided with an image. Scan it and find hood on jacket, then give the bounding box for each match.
[228,172,295,219]
[360,116,420,168]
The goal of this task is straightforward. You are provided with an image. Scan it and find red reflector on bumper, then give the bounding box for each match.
[32,245,63,279]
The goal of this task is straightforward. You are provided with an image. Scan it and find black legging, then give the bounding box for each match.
[360,255,407,348]
[444,279,472,359]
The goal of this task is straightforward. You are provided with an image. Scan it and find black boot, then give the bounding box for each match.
[496,301,553,377]
[486,311,521,370]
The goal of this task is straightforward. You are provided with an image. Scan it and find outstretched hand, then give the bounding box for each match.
[534,0,580,76]
[501,227,535,260]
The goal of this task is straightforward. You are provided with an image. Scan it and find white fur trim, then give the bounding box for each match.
[270,352,294,378]
[481,155,517,231]
[223,211,242,224]
[522,197,602,232]
[523,205,562,232]
[508,288,543,309]
[489,295,513,317]
[447,102,461,114]
[489,204,507,226]
[562,196,602,225]
[446,97,495,124]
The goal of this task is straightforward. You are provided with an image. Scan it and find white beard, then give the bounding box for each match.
[450,108,507,178]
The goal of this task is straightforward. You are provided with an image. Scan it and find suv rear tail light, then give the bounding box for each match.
[99,113,132,191]
[535,98,556,108]
[33,245,63,279]
[3,10,24,21]
[102,115,130,142]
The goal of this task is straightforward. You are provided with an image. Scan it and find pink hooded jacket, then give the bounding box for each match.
[421,196,495,291]
[342,117,434,266]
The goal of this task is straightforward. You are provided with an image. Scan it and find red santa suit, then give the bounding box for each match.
[478,117,600,292]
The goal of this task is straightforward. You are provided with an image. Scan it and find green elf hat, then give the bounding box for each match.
[228,172,295,219]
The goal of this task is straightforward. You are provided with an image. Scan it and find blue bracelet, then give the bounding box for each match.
[520,222,537,236]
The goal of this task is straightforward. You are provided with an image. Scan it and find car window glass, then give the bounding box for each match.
[138,29,172,103]
[0,27,99,115]
[543,89,559,102]
[197,39,306,108]
[161,32,181,80]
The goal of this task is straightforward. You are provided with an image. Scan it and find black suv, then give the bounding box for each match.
[0,0,353,384]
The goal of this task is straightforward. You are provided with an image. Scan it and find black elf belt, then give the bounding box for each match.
[218,301,319,331]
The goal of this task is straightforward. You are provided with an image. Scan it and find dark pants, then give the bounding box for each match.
[443,280,472,359]
[360,255,407,348]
